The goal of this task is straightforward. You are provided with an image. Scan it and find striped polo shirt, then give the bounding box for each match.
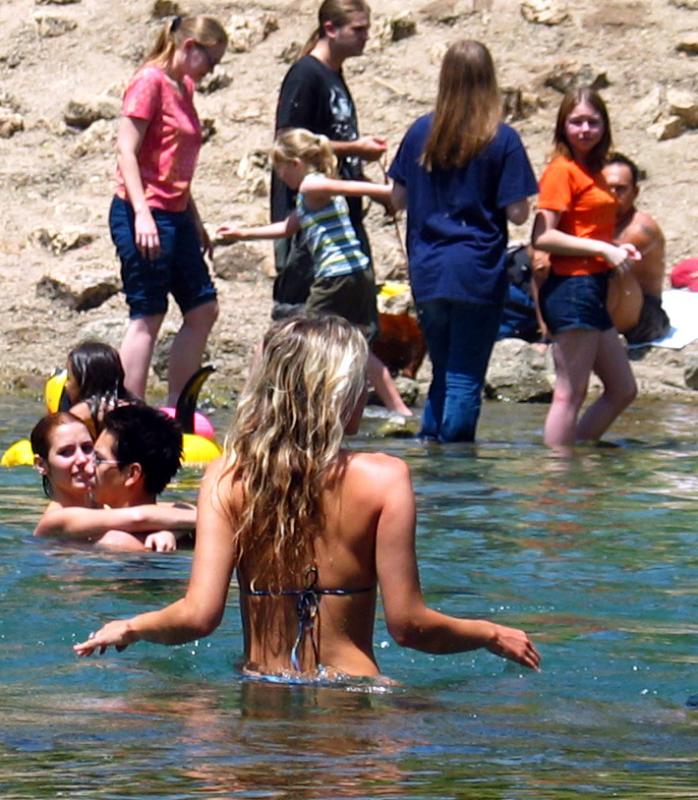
[296,178,369,279]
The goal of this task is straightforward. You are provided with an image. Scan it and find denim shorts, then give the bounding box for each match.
[109,196,217,319]
[539,271,613,334]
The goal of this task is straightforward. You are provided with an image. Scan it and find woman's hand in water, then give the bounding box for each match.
[486,623,541,670]
[74,619,138,656]
[602,241,641,270]
[144,530,177,552]
[134,206,160,260]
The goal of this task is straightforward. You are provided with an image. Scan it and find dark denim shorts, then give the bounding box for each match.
[539,271,613,335]
[109,196,217,319]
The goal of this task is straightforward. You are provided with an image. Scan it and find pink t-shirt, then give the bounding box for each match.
[115,66,202,213]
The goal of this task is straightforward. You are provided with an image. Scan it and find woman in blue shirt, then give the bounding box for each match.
[389,40,538,442]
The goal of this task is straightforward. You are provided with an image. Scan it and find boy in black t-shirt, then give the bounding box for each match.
[270,0,386,316]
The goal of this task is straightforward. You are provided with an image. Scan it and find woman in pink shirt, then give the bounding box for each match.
[110,16,228,405]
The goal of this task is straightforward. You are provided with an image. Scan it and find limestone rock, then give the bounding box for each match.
[379,12,418,43]
[676,33,698,54]
[419,0,460,24]
[684,357,698,389]
[541,60,610,93]
[151,0,180,18]
[584,3,648,28]
[485,339,553,403]
[648,115,685,141]
[667,88,698,127]
[633,86,663,124]
[71,118,116,157]
[428,42,449,65]
[33,13,77,37]
[0,108,24,138]
[29,226,95,255]
[64,96,120,129]
[226,13,279,53]
[212,244,269,281]
[35,274,120,312]
[230,153,269,197]
[278,41,302,64]
[200,117,216,143]
[198,68,233,95]
[520,0,569,26]
[669,0,698,8]
[502,87,543,121]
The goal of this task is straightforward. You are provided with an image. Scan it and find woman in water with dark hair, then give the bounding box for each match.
[387,40,538,442]
[532,88,638,448]
[75,315,539,677]
[65,341,136,436]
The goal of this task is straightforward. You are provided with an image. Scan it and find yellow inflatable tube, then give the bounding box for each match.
[0,439,34,467]
[1,433,221,468]
[1,370,223,467]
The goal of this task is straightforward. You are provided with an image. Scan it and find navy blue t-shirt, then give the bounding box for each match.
[388,115,538,305]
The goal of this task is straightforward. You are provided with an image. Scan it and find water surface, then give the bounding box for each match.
[0,396,696,798]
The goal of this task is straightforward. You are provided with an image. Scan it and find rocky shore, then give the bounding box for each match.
[1,0,697,408]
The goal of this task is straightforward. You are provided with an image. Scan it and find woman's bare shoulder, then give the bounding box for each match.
[341,450,411,486]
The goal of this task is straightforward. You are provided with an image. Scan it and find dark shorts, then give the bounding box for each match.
[625,293,670,344]
[305,268,379,342]
[540,271,613,335]
[109,196,217,319]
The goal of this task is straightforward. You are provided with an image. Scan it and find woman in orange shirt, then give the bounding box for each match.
[532,88,639,449]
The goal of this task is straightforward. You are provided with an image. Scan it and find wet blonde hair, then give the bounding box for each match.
[300,0,371,58]
[272,128,337,177]
[219,314,368,591]
[143,15,228,69]
[422,40,501,171]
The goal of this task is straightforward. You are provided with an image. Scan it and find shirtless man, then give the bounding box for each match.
[604,154,670,344]
[34,405,195,551]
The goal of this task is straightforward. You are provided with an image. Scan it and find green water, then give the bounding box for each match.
[0,396,696,798]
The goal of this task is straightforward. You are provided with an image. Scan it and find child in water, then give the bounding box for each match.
[64,341,137,437]
[217,128,411,417]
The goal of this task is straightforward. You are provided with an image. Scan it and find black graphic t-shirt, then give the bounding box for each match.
[271,55,363,230]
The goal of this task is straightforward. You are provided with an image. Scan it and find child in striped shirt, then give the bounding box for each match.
[218,127,411,416]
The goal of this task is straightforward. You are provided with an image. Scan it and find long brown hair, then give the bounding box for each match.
[143,15,228,70]
[299,0,371,58]
[218,315,368,592]
[422,40,501,171]
[552,87,612,173]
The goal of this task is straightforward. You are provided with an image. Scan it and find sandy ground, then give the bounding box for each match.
[1,0,697,405]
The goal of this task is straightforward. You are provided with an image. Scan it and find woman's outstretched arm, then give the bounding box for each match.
[374,456,540,670]
[74,460,237,655]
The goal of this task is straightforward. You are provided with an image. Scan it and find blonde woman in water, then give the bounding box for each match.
[76,314,539,677]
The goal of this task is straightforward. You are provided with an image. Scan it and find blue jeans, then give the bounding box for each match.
[417,299,503,442]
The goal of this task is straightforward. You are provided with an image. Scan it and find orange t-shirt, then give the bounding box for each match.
[538,156,617,276]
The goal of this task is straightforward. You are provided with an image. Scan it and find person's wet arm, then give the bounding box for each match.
[74,460,237,654]
[375,458,540,670]
[34,504,195,540]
